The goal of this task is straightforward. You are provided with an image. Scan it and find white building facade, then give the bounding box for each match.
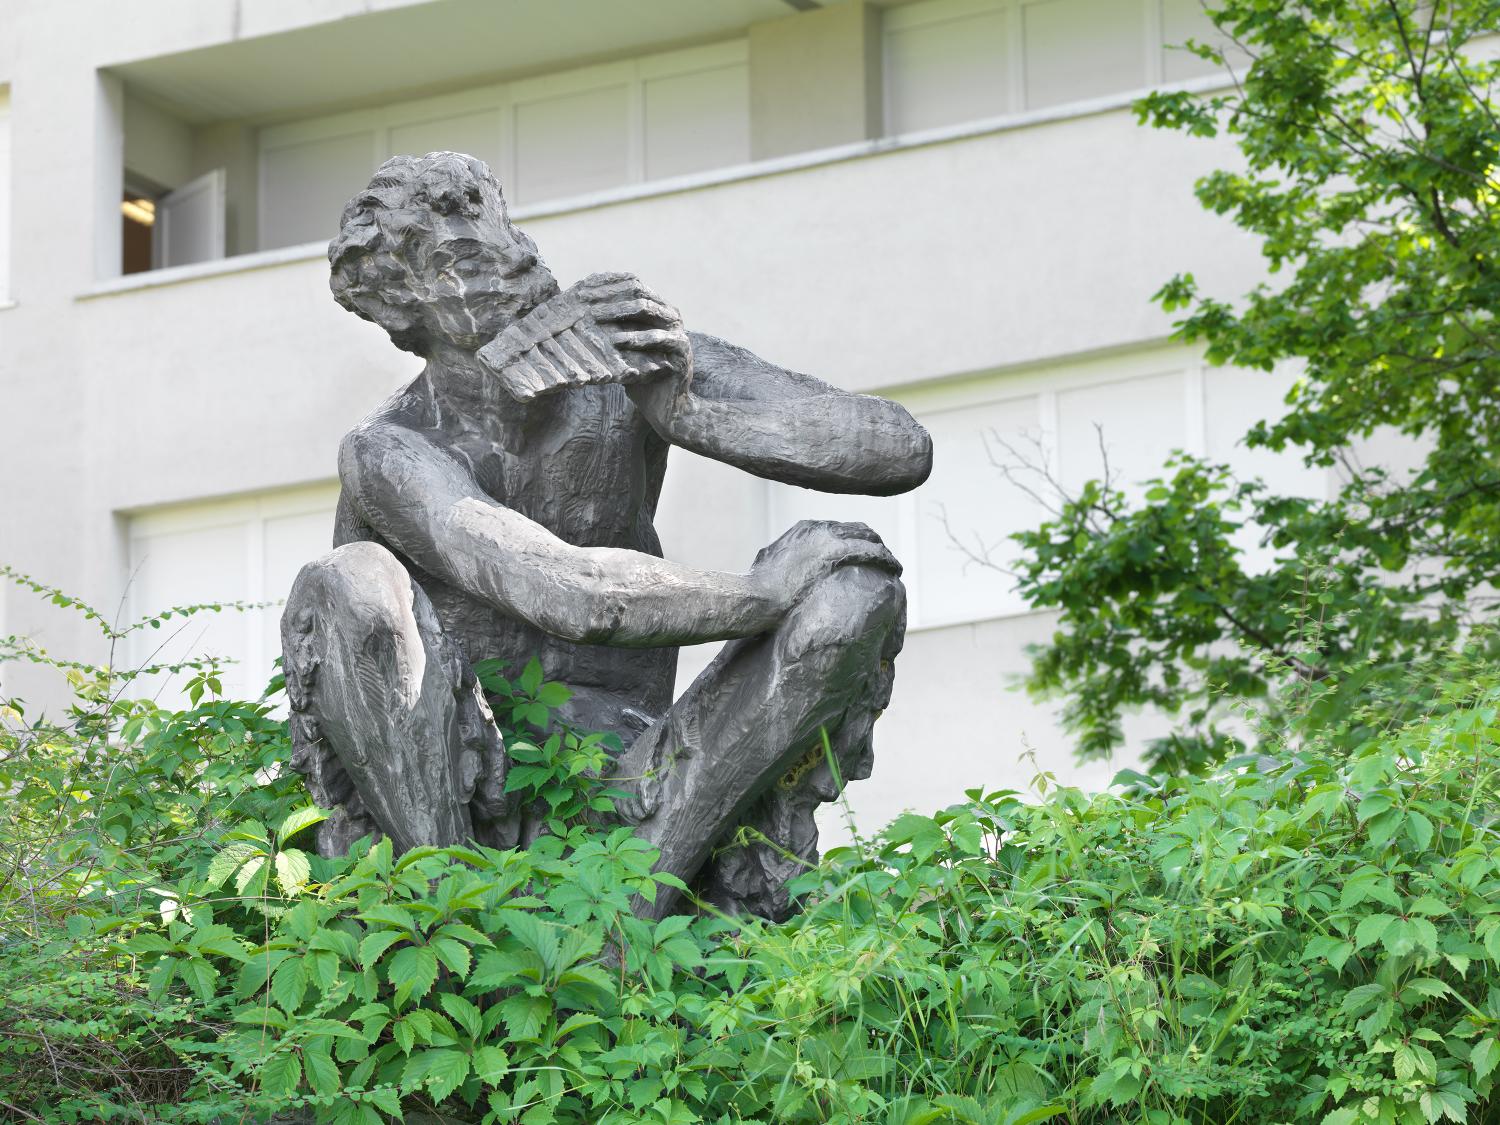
[0,0,1305,835]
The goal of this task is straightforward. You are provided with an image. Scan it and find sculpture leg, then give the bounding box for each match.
[611,561,906,920]
[281,541,510,857]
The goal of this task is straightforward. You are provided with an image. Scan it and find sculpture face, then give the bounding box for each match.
[414,209,559,351]
[328,152,560,357]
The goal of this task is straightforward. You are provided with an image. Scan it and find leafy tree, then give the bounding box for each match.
[1007,0,1500,773]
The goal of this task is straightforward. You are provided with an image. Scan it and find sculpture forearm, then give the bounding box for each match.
[655,390,934,496]
[441,499,783,646]
[630,332,934,496]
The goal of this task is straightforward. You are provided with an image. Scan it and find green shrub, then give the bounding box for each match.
[6,572,1500,1123]
[771,671,1500,1124]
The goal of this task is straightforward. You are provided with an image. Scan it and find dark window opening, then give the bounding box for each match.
[122,186,157,275]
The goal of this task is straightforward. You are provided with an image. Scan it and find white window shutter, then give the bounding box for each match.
[154,168,226,268]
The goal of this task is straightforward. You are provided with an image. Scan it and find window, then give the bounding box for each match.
[154,169,227,267]
[513,80,632,204]
[256,40,750,251]
[125,484,339,706]
[121,189,156,275]
[261,131,377,250]
[883,0,1231,135]
[1022,0,1148,109]
[119,170,228,273]
[884,0,1013,134]
[119,92,227,273]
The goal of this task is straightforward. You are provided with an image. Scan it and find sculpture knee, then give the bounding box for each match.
[286,542,410,629]
[777,564,906,666]
[282,542,425,707]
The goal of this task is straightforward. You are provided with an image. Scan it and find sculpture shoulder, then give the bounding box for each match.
[337,378,439,470]
[361,375,437,433]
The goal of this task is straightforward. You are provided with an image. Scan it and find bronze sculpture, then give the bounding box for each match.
[283,152,932,920]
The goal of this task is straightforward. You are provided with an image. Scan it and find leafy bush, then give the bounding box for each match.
[7,574,1500,1123]
[777,668,1500,1124]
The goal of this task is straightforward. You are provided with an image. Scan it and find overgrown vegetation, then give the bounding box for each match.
[1001,0,1500,775]
[5,578,1500,1124]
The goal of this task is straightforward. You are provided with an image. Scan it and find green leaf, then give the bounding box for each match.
[1405,810,1435,850]
[1394,1042,1434,1081]
[360,928,408,967]
[393,1015,416,1055]
[1383,919,1418,957]
[472,1044,509,1086]
[205,841,263,890]
[360,905,419,934]
[403,1048,469,1102]
[499,993,550,1041]
[261,1051,303,1097]
[1300,782,1346,822]
[886,812,946,861]
[271,956,308,1014]
[536,681,572,708]
[365,1086,402,1115]
[1404,977,1451,1000]
[432,921,493,948]
[430,935,472,979]
[423,1048,471,1103]
[438,992,483,1039]
[1340,983,1385,1016]
[234,853,268,895]
[389,944,439,1004]
[555,1012,602,1041]
[1473,1037,1500,1081]
[1306,935,1355,972]
[309,928,359,960]
[1419,1087,1469,1123]
[178,957,220,1002]
[278,804,330,842]
[1355,913,1397,951]
[303,1043,341,1096]
[519,657,544,695]
[274,848,312,896]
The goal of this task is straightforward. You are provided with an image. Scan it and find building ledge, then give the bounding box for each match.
[80,242,329,299]
[78,72,1227,302]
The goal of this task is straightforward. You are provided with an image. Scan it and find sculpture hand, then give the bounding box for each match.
[750,520,901,614]
[575,272,692,387]
[478,272,691,403]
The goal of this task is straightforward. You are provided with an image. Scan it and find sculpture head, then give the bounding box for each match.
[329,152,560,356]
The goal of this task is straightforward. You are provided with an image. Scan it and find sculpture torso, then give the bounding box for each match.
[334,368,678,737]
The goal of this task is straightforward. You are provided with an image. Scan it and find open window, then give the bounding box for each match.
[120,167,226,275]
[155,168,226,268]
[121,183,156,275]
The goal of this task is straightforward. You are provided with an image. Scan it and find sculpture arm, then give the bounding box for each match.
[337,424,895,647]
[628,332,934,496]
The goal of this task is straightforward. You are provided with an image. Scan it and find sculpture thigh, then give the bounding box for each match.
[280,541,512,857]
[610,562,907,921]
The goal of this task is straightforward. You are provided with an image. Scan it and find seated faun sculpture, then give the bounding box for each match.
[282,151,933,920]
